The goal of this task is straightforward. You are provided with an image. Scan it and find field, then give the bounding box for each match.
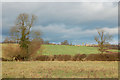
[41,45,99,55]
[1,44,119,78]
[40,45,119,55]
[2,61,118,78]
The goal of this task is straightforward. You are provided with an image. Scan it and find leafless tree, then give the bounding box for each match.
[61,40,69,45]
[8,13,42,60]
[94,29,112,54]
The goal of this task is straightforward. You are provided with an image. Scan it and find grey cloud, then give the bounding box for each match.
[2,2,117,26]
[1,2,118,44]
[33,24,118,42]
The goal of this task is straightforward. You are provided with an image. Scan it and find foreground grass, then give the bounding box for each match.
[2,61,118,78]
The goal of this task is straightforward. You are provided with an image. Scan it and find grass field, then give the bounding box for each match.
[41,45,99,55]
[2,61,118,78]
[40,45,119,55]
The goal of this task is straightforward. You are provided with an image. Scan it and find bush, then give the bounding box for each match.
[35,55,50,61]
[1,58,12,61]
[85,53,119,61]
[53,55,72,61]
[28,39,43,60]
[49,55,54,61]
[72,54,86,61]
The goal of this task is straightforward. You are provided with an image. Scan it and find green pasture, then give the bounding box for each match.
[39,45,119,55]
[40,45,99,55]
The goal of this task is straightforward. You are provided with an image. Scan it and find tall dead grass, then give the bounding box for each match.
[2,44,21,60]
[2,40,43,61]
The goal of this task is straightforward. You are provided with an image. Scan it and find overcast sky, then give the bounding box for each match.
[1,2,118,44]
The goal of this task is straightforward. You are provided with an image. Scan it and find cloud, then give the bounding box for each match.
[33,24,118,42]
[1,2,118,44]
[102,27,118,35]
[2,2,117,26]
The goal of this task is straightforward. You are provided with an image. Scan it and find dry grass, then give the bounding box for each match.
[2,61,118,78]
[2,44,21,60]
[2,43,43,60]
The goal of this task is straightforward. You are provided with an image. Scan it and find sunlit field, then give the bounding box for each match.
[41,45,99,55]
[40,44,119,55]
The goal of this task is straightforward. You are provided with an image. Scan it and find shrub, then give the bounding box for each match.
[85,53,119,61]
[49,55,54,61]
[1,58,12,61]
[35,55,50,61]
[72,54,86,61]
[27,39,43,60]
[53,55,72,61]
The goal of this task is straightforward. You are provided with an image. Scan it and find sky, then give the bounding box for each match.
[1,2,119,45]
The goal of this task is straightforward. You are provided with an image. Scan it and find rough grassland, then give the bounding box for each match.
[2,61,118,78]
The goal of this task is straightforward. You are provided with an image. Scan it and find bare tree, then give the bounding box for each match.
[9,13,42,60]
[94,29,112,54]
[61,40,69,45]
